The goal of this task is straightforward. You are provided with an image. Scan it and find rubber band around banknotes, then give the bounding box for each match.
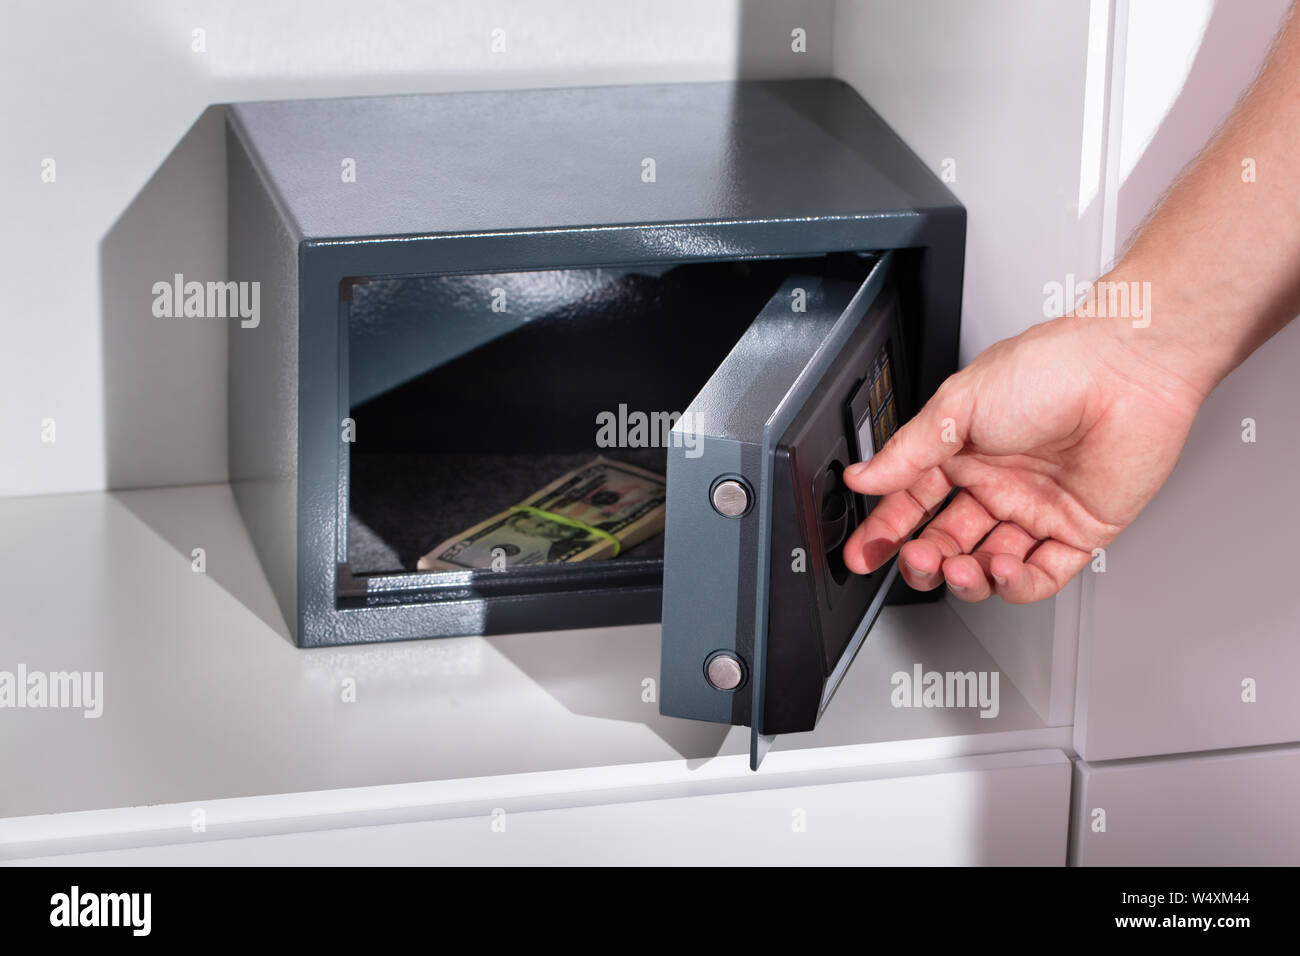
[509,505,622,556]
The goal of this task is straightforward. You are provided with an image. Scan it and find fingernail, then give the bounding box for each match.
[846,462,870,478]
[992,574,1008,588]
[949,583,966,593]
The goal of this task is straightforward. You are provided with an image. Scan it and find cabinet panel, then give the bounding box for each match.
[8,751,1070,866]
[1075,322,1300,760]
[1071,745,1300,866]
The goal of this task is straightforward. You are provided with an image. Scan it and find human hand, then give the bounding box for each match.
[842,310,1208,603]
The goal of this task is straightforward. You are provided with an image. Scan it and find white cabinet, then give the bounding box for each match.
[8,750,1071,866]
[1075,327,1300,760]
[1071,745,1300,866]
[1073,0,1300,761]
[0,486,1072,867]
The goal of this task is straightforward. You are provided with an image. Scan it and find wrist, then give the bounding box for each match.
[1073,259,1226,404]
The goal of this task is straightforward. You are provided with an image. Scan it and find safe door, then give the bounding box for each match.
[660,253,911,766]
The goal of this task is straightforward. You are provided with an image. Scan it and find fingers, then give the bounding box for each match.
[934,519,1085,604]
[844,379,967,497]
[837,365,1089,604]
[939,553,993,600]
[944,520,1036,602]
[848,491,1087,604]
[841,466,953,575]
[896,491,998,591]
[910,521,1085,604]
[974,520,1038,562]
[987,540,1091,603]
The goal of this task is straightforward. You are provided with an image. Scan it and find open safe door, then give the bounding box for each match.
[660,253,912,768]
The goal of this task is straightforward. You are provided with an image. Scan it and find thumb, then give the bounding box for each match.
[844,380,969,495]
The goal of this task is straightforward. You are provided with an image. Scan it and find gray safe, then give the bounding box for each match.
[226,79,964,755]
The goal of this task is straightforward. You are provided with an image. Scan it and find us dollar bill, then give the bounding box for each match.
[417,456,666,571]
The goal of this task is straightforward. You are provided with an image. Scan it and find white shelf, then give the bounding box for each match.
[0,484,1067,854]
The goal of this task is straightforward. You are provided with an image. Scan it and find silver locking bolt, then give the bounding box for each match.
[705,653,745,691]
[711,479,751,518]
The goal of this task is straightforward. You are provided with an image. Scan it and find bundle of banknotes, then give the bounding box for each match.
[417,456,667,571]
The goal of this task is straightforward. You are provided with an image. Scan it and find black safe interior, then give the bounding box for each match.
[343,252,917,590]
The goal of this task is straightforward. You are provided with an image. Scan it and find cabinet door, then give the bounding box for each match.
[1071,744,1300,865]
[1075,322,1300,761]
[660,254,919,766]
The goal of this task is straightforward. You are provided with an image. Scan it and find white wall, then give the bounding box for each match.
[831,0,1102,724]
[0,0,833,497]
[832,0,1105,360]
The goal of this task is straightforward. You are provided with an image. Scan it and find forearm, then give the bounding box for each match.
[1103,2,1300,398]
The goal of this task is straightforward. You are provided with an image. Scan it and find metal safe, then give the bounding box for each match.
[226,79,964,760]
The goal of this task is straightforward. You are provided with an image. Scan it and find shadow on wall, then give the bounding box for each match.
[99,105,229,492]
[97,3,830,496]
[736,0,830,78]
[94,3,834,763]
